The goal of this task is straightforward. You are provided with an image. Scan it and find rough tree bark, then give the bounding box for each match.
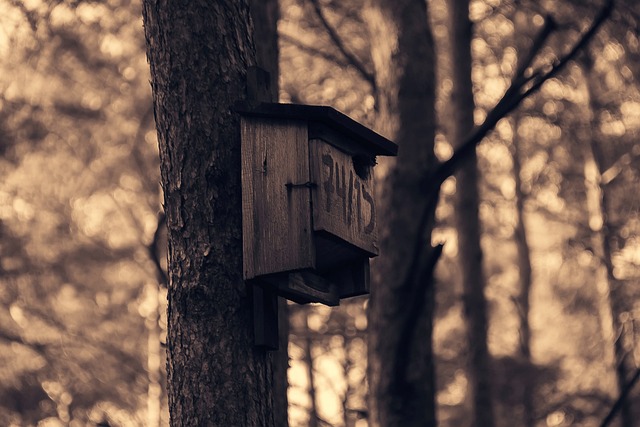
[448,2,495,426]
[363,0,439,426]
[248,1,289,425]
[142,1,275,425]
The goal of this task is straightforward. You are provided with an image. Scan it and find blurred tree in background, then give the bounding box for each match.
[1,0,640,426]
[0,0,165,425]
[281,1,639,427]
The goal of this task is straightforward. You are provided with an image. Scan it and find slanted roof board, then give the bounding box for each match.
[236,102,398,157]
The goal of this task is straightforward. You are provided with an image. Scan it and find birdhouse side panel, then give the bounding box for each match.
[241,118,315,279]
[309,139,378,256]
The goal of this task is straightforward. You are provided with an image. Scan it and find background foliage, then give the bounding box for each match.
[1,0,639,426]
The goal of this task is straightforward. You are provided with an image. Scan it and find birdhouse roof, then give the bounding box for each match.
[236,102,398,156]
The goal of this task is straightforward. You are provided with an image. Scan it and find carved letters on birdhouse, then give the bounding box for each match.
[310,139,377,256]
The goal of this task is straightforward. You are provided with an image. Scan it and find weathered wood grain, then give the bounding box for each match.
[310,139,378,256]
[241,117,315,279]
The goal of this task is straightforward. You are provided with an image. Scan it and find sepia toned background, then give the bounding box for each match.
[1,0,639,426]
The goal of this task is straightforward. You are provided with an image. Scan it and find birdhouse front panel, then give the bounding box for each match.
[241,117,315,280]
[309,139,378,257]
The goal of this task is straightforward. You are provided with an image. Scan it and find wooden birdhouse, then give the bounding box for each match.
[238,102,397,312]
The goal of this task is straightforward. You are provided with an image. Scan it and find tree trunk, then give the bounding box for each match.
[510,12,536,427]
[142,2,275,425]
[582,140,630,427]
[303,313,319,427]
[249,0,280,98]
[581,57,634,427]
[248,1,289,425]
[512,118,536,427]
[448,2,495,426]
[364,1,438,426]
[145,282,162,427]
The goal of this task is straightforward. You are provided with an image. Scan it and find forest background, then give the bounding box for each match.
[1,0,639,426]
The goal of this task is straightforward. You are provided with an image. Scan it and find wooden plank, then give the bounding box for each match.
[287,271,339,306]
[241,117,315,279]
[310,139,378,256]
[235,102,398,156]
[329,258,370,298]
[314,232,364,271]
[252,284,279,350]
[256,272,339,306]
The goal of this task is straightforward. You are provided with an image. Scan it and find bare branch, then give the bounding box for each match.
[131,105,159,196]
[280,32,353,69]
[600,368,640,427]
[8,0,39,32]
[601,149,640,185]
[521,0,615,98]
[394,0,614,341]
[307,0,376,89]
[0,327,48,356]
[512,15,557,90]
[148,211,168,287]
[435,0,614,185]
[20,304,146,375]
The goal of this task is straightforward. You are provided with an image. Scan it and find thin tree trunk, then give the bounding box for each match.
[583,145,629,427]
[592,168,634,427]
[304,312,319,427]
[581,57,634,427]
[364,0,439,426]
[342,335,356,427]
[145,282,162,427]
[249,0,280,97]
[273,299,290,427]
[448,1,495,426]
[142,1,275,425]
[510,12,536,427]
[511,117,536,427]
[342,338,354,427]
